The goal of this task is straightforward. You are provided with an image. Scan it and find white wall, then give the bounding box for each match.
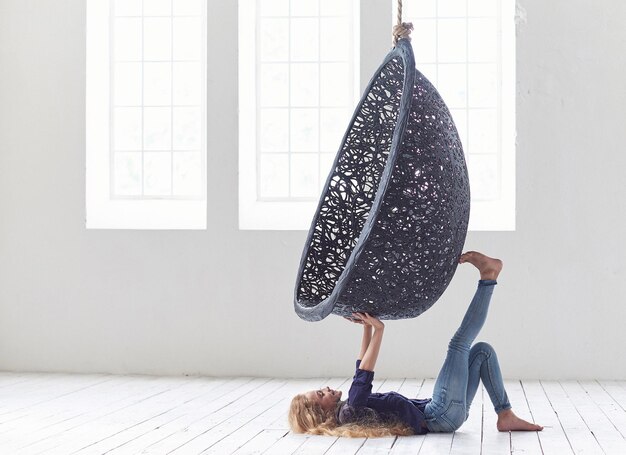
[1,0,625,380]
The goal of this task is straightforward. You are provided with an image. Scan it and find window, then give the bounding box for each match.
[86,0,207,229]
[239,0,360,230]
[239,0,515,231]
[402,0,516,230]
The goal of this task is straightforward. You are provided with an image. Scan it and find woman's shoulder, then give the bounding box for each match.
[337,401,378,425]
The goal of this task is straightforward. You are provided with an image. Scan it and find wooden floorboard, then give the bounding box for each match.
[0,372,623,454]
[540,380,604,454]
[523,380,574,454]
[505,379,543,454]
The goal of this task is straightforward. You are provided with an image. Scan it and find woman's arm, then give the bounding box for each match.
[358,324,372,360]
[353,313,384,372]
[345,312,372,360]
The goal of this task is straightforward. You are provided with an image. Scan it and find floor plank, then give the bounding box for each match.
[541,380,603,454]
[482,385,512,455]
[579,381,626,444]
[522,380,574,455]
[505,379,543,454]
[23,377,261,454]
[0,372,619,454]
[240,378,346,455]
[561,381,626,454]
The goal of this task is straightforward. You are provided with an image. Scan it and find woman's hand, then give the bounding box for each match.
[353,312,384,372]
[344,314,365,325]
[350,312,384,330]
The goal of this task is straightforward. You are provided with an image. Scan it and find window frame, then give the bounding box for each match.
[238,0,361,230]
[86,0,208,230]
[239,0,516,231]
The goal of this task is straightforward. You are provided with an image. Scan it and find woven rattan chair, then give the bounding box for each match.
[293,39,470,321]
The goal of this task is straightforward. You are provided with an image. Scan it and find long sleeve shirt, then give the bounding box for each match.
[336,360,432,435]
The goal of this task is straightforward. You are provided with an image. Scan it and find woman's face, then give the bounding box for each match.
[305,386,342,412]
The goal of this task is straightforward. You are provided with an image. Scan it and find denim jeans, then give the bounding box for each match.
[424,280,512,432]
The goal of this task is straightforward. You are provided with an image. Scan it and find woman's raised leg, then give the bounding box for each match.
[423,252,502,432]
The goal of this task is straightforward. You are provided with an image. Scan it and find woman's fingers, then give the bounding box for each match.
[352,312,375,326]
[357,312,384,328]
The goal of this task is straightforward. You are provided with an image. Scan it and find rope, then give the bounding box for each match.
[392,0,413,46]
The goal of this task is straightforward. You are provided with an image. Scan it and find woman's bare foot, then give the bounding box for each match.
[496,409,543,431]
[459,251,503,281]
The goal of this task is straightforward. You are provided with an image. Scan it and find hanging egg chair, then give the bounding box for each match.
[293,32,470,322]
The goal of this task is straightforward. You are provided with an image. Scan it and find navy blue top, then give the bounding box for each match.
[337,360,431,435]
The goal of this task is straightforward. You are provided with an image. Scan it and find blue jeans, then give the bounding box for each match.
[424,280,512,432]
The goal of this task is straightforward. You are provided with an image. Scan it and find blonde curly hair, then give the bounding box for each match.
[288,393,414,438]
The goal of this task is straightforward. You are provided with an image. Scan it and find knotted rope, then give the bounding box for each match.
[392,0,413,46]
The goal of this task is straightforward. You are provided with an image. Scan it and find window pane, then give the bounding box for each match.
[438,19,466,62]
[468,109,497,154]
[144,62,172,105]
[114,18,141,61]
[173,151,202,196]
[405,0,437,18]
[291,153,319,198]
[114,62,142,105]
[319,152,336,186]
[290,109,318,152]
[259,154,289,198]
[260,64,289,106]
[260,0,289,17]
[412,19,437,63]
[468,63,497,107]
[468,18,497,62]
[88,0,206,226]
[260,18,289,61]
[246,0,357,209]
[173,0,202,16]
[143,18,172,61]
[144,152,172,195]
[114,107,142,150]
[320,0,351,16]
[290,0,317,16]
[173,17,201,60]
[320,18,350,61]
[114,152,142,195]
[173,62,201,105]
[320,108,350,152]
[144,107,172,150]
[320,63,350,107]
[290,63,319,106]
[437,64,467,108]
[143,0,171,16]
[468,0,497,17]
[173,107,201,150]
[438,0,466,17]
[290,18,319,61]
[260,109,289,152]
[467,154,498,200]
[114,0,141,16]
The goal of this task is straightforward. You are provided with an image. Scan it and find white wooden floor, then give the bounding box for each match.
[1,372,625,454]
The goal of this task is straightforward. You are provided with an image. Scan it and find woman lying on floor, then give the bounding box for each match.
[289,251,543,437]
